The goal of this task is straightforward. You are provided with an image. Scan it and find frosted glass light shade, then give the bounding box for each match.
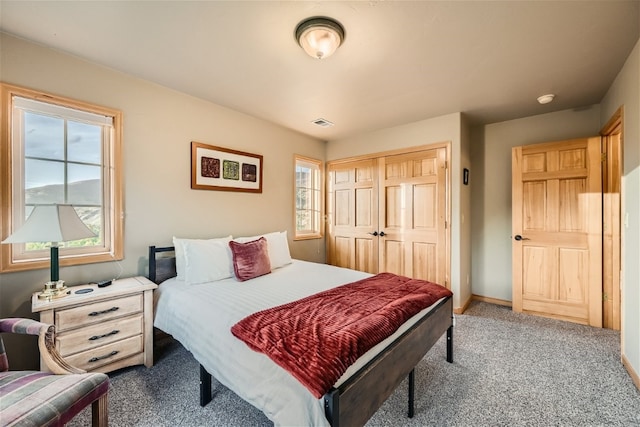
[296,17,345,59]
[2,204,96,244]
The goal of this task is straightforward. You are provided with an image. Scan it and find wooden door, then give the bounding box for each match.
[326,159,378,273]
[378,148,448,287]
[512,137,602,326]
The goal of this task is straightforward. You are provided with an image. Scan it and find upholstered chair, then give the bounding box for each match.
[0,318,110,426]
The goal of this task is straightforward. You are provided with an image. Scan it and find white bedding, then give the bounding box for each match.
[153,260,442,426]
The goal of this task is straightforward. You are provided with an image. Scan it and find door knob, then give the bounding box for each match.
[514,235,529,241]
[368,231,378,236]
[379,231,386,237]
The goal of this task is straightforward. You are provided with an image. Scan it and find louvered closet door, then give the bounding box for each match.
[378,148,448,286]
[326,159,378,274]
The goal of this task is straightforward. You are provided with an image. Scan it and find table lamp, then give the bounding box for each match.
[2,204,97,300]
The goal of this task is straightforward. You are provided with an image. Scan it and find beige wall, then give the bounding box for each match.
[325,112,472,311]
[470,106,602,301]
[0,33,325,369]
[600,38,640,385]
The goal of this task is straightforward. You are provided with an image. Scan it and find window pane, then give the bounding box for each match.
[24,112,64,160]
[296,168,311,187]
[297,188,311,209]
[297,210,311,231]
[25,159,64,204]
[68,164,101,205]
[68,121,101,164]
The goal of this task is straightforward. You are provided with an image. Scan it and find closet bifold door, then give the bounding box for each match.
[326,158,379,274]
[326,146,449,288]
[378,148,448,286]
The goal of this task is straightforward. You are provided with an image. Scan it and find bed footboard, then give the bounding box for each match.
[324,296,453,427]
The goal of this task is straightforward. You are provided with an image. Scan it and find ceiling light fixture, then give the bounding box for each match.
[537,94,555,105]
[295,17,345,59]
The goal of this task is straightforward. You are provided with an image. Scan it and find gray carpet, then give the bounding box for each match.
[68,301,640,426]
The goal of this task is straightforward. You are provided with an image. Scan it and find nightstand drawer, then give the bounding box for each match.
[64,334,143,371]
[57,315,144,357]
[55,294,143,332]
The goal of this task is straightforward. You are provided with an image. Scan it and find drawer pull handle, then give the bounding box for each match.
[88,306,119,317]
[89,350,119,363]
[88,330,120,341]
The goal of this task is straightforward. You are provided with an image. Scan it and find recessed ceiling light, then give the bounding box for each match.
[537,94,555,104]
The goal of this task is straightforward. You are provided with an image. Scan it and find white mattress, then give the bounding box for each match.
[153,260,442,426]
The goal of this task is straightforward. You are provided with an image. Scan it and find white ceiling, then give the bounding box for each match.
[1,1,638,141]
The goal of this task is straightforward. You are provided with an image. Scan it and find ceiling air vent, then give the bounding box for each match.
[311,118,334,127]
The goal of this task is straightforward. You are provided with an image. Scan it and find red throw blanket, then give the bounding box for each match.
[231,272,452,398]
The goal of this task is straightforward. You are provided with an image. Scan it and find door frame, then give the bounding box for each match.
[600,106,623,330]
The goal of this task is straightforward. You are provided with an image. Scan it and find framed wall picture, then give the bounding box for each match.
[191,141,263,193]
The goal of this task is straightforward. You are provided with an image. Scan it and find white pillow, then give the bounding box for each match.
[234,231,292,270]
[173,235,232,281]
[183,237,234,284]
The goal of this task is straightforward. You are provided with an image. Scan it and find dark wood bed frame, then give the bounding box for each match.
[149,245,454,427]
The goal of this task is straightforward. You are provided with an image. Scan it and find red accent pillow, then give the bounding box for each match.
[229,237,271,281]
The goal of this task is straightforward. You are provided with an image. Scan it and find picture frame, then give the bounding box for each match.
[191,141,263,193]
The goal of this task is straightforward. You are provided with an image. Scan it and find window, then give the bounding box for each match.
[0,83,123,273]
[294,155,323,240]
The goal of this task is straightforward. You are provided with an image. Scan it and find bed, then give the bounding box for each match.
[149,232,453,427]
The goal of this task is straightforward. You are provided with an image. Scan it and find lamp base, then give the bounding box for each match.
[37,280,70,300]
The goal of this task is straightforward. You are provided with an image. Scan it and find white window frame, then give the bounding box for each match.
[294,155,323,240]
[0,83,123,273]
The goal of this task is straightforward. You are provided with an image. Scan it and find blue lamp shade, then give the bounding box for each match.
[2,204,96,282]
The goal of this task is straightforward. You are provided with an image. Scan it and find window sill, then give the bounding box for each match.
[0,250,123,274]
[293,234,323,241]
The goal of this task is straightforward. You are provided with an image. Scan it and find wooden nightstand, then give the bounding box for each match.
[32,276,158,373]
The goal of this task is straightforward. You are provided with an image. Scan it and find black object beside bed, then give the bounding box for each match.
[148,245,454,427]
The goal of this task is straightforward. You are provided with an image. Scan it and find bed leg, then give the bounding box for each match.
[408,369,415,418]
[446,324,454,363]
[200,364,212,407]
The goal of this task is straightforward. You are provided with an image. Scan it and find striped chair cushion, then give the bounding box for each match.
[0,370,109,427]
